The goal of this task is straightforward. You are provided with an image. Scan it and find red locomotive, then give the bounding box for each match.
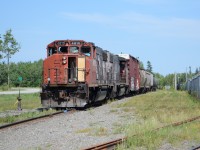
[40,39,156,108]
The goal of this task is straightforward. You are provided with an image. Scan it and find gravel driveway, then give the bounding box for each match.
[0,97,137,150]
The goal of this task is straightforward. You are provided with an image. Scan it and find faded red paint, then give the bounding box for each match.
[42,40,95,86]
[127,55,140,91]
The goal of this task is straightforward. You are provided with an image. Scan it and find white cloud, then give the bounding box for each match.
[62,11,200,38]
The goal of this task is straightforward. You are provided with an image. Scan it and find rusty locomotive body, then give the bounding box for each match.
[40,40,156,108]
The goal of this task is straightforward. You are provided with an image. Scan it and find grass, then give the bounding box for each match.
[0,93,41,111]
[0,109,57,125]
[76,126,108,136]
[0,85,9,91]
[76,128,92,133]
[115,90,200,150]
[0,92,51,125]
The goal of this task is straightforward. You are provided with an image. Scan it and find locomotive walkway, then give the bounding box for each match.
[0,88,40,95]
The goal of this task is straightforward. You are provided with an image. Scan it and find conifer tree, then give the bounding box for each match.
[146,61,152,73]
[1,29,20,87]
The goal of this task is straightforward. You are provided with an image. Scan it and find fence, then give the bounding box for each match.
[186,74,200,99]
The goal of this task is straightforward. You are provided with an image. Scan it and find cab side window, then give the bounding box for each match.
[59,46,68,53]
[48,48,56,56]
[81,47,91,56]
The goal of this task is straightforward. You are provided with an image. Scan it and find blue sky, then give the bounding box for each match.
[0,0,199,75]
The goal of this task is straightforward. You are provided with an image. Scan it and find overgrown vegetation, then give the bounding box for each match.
[115,90,200,150]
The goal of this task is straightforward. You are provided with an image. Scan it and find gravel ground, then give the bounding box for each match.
[0,97,198,150]
[0,98,137,150]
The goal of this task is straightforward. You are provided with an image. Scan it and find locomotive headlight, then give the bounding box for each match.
[47,77,50,84]
[63,60,66,64]
[62,56,67,64]
[74,77,77,81]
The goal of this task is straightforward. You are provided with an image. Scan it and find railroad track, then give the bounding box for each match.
[83,115,200,150]
[192,145,200,150]
[0,111,65,130]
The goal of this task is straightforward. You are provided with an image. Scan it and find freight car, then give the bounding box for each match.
[40,39,156,108]
[139,69,156,93]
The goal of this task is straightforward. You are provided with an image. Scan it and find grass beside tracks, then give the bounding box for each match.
[0,93,56,125]
[115,90,200,150]
[0,109,57,125]
[0,93,41,111]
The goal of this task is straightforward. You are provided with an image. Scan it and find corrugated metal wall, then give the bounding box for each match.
[186,74,200,99]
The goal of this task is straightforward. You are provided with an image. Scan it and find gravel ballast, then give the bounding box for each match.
[0,98,136,150]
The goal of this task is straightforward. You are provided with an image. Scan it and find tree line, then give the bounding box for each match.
[0,60,43,87]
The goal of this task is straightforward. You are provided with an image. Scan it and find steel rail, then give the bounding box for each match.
[0,111,63,130]
[191,145,200,150]
[83,115,200,150]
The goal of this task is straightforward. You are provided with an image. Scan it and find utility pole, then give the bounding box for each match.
[7,51,10,87]
[174,72,177,90]
[186,67,188,81]
[189,66,191,77]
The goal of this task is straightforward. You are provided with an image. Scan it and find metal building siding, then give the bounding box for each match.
[188,74,200,99]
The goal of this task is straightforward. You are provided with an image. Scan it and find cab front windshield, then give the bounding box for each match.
[70,46,79,53]
[47,46,92,57]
